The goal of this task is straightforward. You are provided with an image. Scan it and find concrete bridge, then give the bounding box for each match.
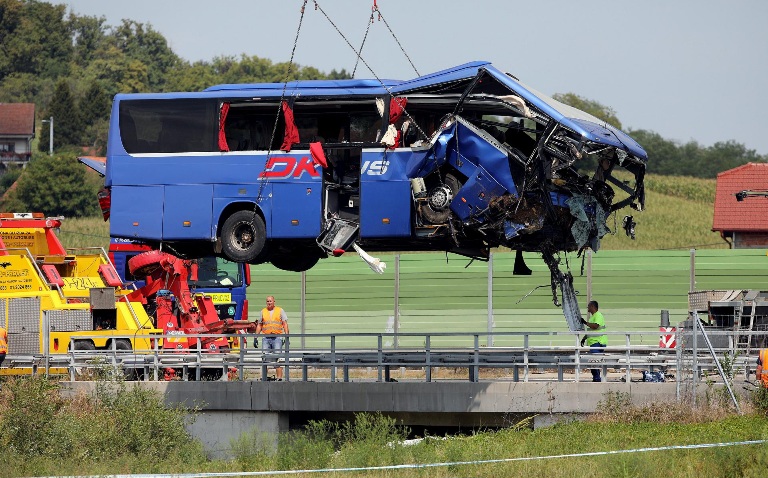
[60,379,695,459]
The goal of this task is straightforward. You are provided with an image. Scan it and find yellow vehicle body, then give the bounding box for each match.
[0,215,161,375]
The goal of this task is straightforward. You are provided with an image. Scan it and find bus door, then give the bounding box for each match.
[323,147,361,223]
[359,148,411,238]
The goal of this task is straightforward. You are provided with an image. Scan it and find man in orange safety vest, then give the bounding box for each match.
[256,295,289,380]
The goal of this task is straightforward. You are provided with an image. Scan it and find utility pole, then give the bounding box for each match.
[41,116,53,156]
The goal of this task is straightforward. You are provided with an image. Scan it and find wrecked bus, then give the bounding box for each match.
[99,61,647,329]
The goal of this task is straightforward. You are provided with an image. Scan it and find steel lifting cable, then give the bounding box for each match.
[352,10,374,77]
[312,0,429,142]
[353,1,419,78]
[255,0,309,206]
[372,0,420,77]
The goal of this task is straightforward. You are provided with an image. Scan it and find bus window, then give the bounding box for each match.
[119,99,218,153]
[224,103,285,151]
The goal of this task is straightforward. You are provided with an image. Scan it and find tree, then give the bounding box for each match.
[1,153,101,217]
[69,13,108,68]
[109,19,181,91]
[39,79,82,152]
[551,92,623,130]
[79,81,109,125]
[164,61,221,92]
[0,0,72,80]
[628,129,768,178]
[79,80,110,152]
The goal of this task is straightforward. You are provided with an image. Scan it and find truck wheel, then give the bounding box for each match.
[114,339,132,351]
[72,340,96,351]
[128,250,170,277]
[221,211,266,263]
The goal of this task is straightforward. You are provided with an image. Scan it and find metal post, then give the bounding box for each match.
[394,254,400,349]
[43,311,50,376]
[301,270,306,349]
[586,250,592,302]
[42,116,54,156]
[694,312,741,413]
[689,249,696,292]
[487,252,493,347]
[692,312,698,405]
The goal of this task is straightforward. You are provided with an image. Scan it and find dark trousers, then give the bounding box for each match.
[589,343,606,381]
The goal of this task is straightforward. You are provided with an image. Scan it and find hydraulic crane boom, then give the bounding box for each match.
[126,250,254,351]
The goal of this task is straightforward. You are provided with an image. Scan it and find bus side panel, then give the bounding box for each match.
[163,185,214,239]
[271,183,322,238]
[110,186,164,239]
[359,180,411,237]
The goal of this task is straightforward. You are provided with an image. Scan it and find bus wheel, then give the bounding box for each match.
[421,173,461,225]
[221,211,266,263]
[270,253,320,272]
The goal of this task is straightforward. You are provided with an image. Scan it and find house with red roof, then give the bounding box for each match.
[0,103,35,163]
[712,162,768,248]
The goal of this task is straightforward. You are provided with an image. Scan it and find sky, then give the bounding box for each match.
[60,0,768,155]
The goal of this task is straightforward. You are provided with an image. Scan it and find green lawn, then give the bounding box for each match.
[246,249,768,347]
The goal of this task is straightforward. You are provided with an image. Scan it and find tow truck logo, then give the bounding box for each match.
[0,262,10,269]
[260,156,320,179]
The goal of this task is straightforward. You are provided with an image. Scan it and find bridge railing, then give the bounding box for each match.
[2,328,765,385]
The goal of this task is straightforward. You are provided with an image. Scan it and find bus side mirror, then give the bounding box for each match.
[244,263,251,287]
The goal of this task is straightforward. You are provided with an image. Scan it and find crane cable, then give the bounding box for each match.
[351,9,374,77]
[312,0,429,142]
[255,0,309,206]
[373,0,420,77]
[353,1,420,78]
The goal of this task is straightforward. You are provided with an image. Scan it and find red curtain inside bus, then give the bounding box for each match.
[218,102,230,152]
[389,97,407,124]
[309,142,328,168]
[281,101,300,151]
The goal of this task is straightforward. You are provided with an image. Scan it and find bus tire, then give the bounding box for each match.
[421,173,461,225]
[221,211,266,263]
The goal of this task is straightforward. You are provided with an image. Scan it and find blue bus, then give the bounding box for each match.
[98,61,647,325]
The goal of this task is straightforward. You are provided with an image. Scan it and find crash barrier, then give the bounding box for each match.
[2,328,765,385]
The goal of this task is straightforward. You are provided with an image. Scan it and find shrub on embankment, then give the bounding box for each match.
[2,376,768,477]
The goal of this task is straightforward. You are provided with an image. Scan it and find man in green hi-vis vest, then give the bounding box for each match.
[580,300,607,382]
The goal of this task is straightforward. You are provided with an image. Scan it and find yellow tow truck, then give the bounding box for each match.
[0,213,160,375]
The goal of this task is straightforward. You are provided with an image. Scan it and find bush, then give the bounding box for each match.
[0,376,206,476]
[0,152,102,217]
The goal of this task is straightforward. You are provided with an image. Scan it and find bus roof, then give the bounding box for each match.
[110,60,645,160]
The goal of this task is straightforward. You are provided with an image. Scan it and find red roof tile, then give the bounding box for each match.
[713,163,768,231]
[0,103,35,135]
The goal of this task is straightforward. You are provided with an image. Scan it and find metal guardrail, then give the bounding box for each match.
[2,329,764,386]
